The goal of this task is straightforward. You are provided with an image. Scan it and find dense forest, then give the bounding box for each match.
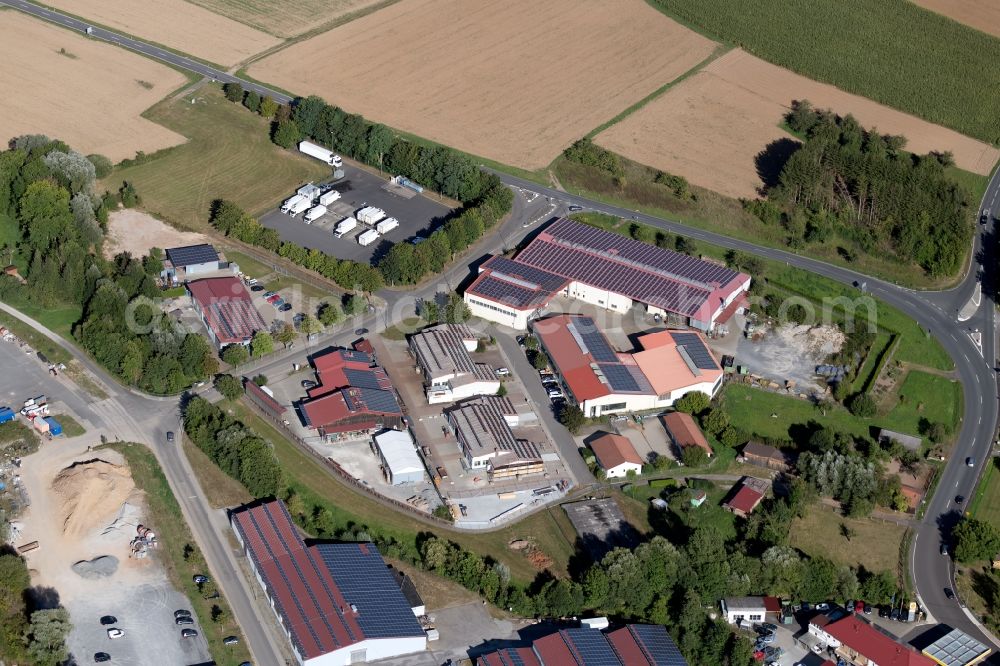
[751,101,973,276]
[0,136,216,393]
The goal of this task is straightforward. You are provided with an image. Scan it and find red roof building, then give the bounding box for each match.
[590,433,644,478]
[662,412,713,457]
[187,276,266,349]
[478,624,687,666]
[723,477,769,517]
[822,615,934,666]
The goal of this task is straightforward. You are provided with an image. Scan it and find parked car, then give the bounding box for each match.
[547,389,564,398]
[94,653,111,663]
[279,303,292,312]
[301,380,317,389]
[355,328,368,335]
[272,298,285,308]
[223,636,240,645]
[99,615,117,626]
[181,628,198,638]
[966,457,975,467]
[495,367,510,376]
[173,610,191,619]
[193,574,209,584]
[266,294,281,304]
[250,284,264,292]
[890,608,900,620]
[757,633,775,644]
[107,628,124,639]
[864,604,872,615]
[175,616,194,625]
[165,431,174,443]
[854,600,864,614]
[759,623,778,634]
[814,603,829,611]
[262,291,275,299]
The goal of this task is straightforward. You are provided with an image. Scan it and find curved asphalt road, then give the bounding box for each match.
[6,0,1000,646]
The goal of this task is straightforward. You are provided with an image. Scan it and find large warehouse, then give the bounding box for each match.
[533,315,723,417]
[372,429,425,485]
[231,500,427,666]
[408,324,500,403]
[464,218,750,331]
[187,276,266,350]
[478,624,687,666]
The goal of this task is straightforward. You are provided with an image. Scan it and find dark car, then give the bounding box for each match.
[941,543,949,556]
[94,653,111,663]
[193,574,209,584]
[175,616,194,626]
[250,284,264,292]
[864,604,872,615]
[166,431,174,443]
[173,610,191,619]
[223,636,240,645]
[982,210,991,225]
[890,608,900,620]
[355,328,368,335]
[181,628,198,638]
[279,303,292,312]
[568,205,583,211]
[99,616,117,626]
[967,457,975,467]
[944,587,955,599]
[956,495,965,504]
[301,380,317,389]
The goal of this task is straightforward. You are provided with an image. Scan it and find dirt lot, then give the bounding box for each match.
[596,49,1000,198]
[43,0,279,66]
[910,0,1000,38]
[0,12,187,162]
[103,209,208,260]
[248,0,718,169]
[186,0,387,37]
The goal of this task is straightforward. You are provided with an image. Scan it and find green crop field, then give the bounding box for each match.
[649,0,1000,143]
[103,86,329,231]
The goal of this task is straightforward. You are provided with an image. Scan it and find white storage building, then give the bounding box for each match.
[373,430,425,485]
[408,324,500,404]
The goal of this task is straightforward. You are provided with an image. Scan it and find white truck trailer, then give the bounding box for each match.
[334,217,358,238]
[318,190,341,206]
[375,217,399,234]
[299,141,343,168]
[304,205,327,224]
[357,229,380,246]
[357,206,386,225]
[281,194,308,215]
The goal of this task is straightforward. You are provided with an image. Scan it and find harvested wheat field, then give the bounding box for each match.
[0,12,187,162]
[52,456,138,537]
[103,210,208,260]
[43,0,280,66]
[249,0,718,169]
[910,0,1000,38]
[596,49,1000,199]
[186,0,389,37]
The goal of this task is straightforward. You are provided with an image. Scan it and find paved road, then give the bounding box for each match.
[7,0,1000,644]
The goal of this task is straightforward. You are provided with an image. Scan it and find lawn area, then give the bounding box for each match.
[648,0,1000,144]
[670,483,738,540]
[225,250,334,300]
[102,86,330,231]
[790,504,907,576]
[877,370,962,437]
[229,401,578,583]
[971,460,1000,530]
[381,317,423,341]
[104,443,251,666]
[49,413,85,437]
[183,438,253,509]
[0,309,73,365]
[852,332,893,392]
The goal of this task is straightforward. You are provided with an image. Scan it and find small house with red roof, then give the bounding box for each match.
[723,476,769,518]
[590,432,644,478]
[662,412,713,459]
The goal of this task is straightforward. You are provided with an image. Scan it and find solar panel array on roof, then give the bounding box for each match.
[598,364,642,393]
[313,543,424,639]
[208,300,265,342]
[343,368,386,390]
[485,256,569,293]
[670,332,718,370]
[627,624,687,666]
[344,387,401,414]
[166,244,219,267]
[569,317,619,363]
[546,219,738,288]
[564,628,622,666]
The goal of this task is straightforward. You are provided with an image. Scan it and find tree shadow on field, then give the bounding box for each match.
[755,138,802,194]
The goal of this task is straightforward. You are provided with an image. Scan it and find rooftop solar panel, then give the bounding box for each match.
[166,243,219,267]
[484,256,568,293]
[563,628,621,666]
[569,317,618,362]
[343,368,384,390]
[598,364,641,392]
[629,625,687,666]
[351,387,401,414]
[471,275,545,309]
[670,333,718,370]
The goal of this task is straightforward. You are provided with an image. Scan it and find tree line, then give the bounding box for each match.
[0,553,72,666]
[0,136,215,394]
[219,85,514,287]
[750,101,973,277]
[183,395,283,498]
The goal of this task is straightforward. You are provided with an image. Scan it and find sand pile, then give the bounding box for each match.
[52,455,136,537]
[72,555,119,579]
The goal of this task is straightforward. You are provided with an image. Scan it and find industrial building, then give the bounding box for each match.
[161,243,222,283]
[477,624,687,666]
[533,315,724,417]
[921,628,991,665]
[446,397,543,479]
[187,276,266,349]
[408,324,499,404]
[809,613,935,666]
[464,217,750,331]
[230,500,426,666]
[372,429,424,485]
[589,432,644,478]
[719,597,781,626]
[300,348,405,439]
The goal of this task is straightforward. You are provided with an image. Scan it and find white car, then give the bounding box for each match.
[495,367,510,376]
[107,628,125,639]
[547,390,564,399]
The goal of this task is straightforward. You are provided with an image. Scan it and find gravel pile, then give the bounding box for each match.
[71,555,119,579]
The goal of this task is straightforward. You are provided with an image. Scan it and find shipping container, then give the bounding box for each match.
[375,217,399,234]
[356,206,386,225]
[43,417,62,436]
[0,407,14,424]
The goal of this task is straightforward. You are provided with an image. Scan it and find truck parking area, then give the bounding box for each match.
[259,162,452,265]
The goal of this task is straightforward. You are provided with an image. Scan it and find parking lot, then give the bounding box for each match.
[259,163,452,265]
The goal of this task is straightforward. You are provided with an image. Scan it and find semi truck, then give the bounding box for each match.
[357,229,380,246]
[375,217,399,234]
[318,190,341,206]
[299,141,343,168]
[281,194,307,214]
[284,197,312,217]
[304,205,327,224]
[357,206,386,225]
[334,217,357,238]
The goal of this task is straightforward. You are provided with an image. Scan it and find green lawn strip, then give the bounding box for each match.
[790,504,906,576]
[225,250,333,301]
[877,370,962,437]
[381,317,423,341]
[554,157,966,291]
[103,443,252,666]
[646,0,1000,144]
[852,332,893,393]
[971,462,1000,530]
[102,86,330,231]
[229,401,576,583]
[48,413,85,437]
[0,309,74,365]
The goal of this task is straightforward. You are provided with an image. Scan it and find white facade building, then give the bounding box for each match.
[409,324,500,403]
[373,429,424,485]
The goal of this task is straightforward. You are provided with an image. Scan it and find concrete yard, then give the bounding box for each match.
[563,497,639,562]
[259,164,452,266]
